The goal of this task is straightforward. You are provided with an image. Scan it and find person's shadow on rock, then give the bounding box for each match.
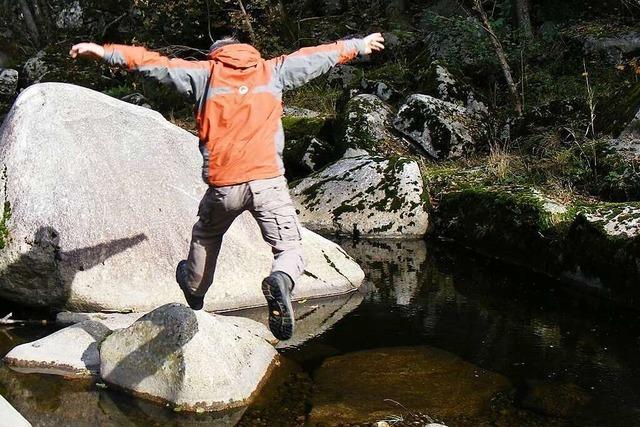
[0,226,147,309]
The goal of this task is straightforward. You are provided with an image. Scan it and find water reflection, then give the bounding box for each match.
[2,239,640,426]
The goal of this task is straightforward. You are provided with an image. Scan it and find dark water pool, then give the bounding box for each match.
[1,239,640,426]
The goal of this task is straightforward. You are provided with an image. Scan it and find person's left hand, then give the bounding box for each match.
[69,42,105,60]
[363,33,385,55]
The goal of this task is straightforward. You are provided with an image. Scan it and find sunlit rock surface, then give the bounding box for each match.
[394,94,487,159]
[291,153,429,238]
[4,320,110,378]
[100,303,277,412]
[0,83,364,312]
[0,393,30,427]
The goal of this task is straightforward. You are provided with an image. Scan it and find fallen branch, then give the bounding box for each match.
[0,313,49,326]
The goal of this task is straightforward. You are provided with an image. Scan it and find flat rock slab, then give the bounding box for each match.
[100,303,278,412]
[291,153,429,238]
[4,320,110,377]
[0,82,364,312]
[309,346,510,425]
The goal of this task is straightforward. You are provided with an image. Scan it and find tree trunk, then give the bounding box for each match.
[236,0,258,46]
[514,0,533,39]
[18,0,40,46]
[474,0,523,116]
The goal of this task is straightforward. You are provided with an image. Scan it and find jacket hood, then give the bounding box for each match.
[209,43,262,68]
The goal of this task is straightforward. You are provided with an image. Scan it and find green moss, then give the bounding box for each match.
[0,201,11,249]
[281,116,327,140]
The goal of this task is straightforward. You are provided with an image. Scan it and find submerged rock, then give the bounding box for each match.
[394,94,487,159]
[291,153,429,238]
[309,346,510,424]
[0,83,364,312]
[100,303,277,412]
[522,381,592,418]
[4,320,110,378]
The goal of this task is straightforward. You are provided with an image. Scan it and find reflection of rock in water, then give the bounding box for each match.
[231,291,363,349]
[338,239,427,305]
[308,346,511,425]
[0,363,247,427]
[99,390,247,427]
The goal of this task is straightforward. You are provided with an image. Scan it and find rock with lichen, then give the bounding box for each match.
[100,303,278,412]
[341,94,407,155]
[418,61,488,114]
[291,152,429,238]
[394,94,488,159]
[0,69,18,98]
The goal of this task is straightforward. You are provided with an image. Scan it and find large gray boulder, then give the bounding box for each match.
[394,94,487,159]
[0,83,364,312]
[291,152,429,238]
[100,303,277,412]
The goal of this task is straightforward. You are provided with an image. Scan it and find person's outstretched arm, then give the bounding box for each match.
[272,33,385,91]
[69,43,210,103]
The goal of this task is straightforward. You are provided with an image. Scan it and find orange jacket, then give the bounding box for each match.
[102,39,366,186]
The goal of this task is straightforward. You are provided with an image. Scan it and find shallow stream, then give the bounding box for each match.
[1,239,639,426]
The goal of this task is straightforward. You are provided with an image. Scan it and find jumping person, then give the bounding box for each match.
[69,32,385,340]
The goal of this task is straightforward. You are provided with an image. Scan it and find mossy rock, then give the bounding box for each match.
[394,94,488,159]
[339,94,406,156]
[432,180,640,306]
[281,115,328,141]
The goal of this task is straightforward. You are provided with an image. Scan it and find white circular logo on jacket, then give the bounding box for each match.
[238,86,249,95]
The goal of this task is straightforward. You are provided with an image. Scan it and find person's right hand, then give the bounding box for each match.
[363,33,385,55]
[69,43,105,60]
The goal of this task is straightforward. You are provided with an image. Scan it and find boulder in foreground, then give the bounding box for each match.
[100,303,277,412]
[0,83,364,312]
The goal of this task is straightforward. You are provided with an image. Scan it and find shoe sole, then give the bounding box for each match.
[262,276,294,340]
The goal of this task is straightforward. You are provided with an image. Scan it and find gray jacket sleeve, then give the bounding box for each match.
[271,39,366,91]
[103,44,211,103]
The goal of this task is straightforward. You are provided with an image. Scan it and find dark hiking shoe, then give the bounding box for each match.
[262,271,295,340]
[176,260,204,311]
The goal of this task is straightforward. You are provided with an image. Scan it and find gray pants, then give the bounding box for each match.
[185,175,306,297]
